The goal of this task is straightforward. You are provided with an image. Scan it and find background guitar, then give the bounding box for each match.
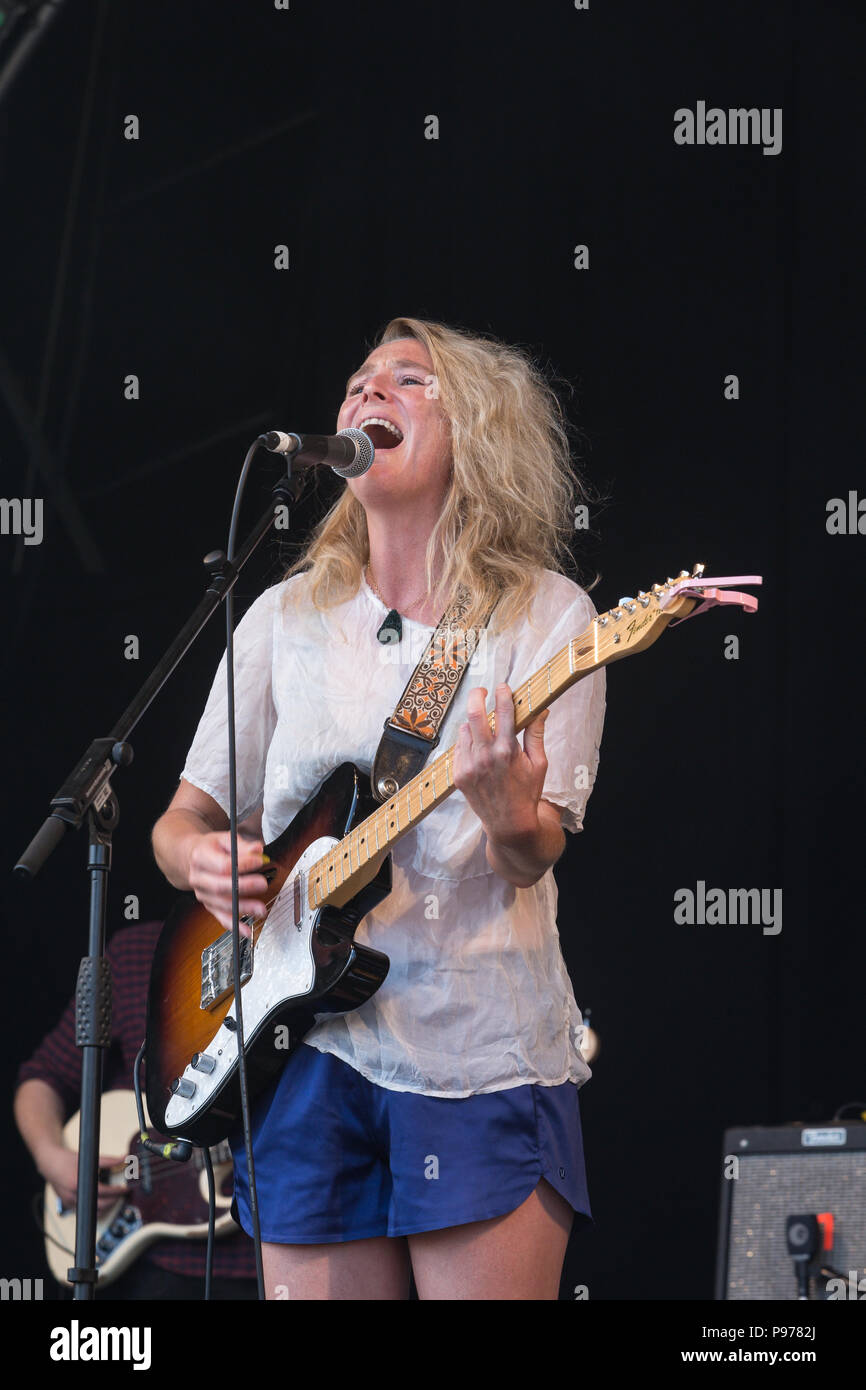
[42,1090,236,1289]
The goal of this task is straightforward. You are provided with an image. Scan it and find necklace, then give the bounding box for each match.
[366,563,431,645]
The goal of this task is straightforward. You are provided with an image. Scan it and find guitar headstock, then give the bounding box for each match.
[588,564,706,661]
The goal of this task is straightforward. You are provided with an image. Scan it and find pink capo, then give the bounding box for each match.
[658,574,763,625]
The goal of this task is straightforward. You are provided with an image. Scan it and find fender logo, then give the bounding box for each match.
[625,612,654,639]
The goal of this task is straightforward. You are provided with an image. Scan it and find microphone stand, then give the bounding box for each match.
[13,459,303,1300]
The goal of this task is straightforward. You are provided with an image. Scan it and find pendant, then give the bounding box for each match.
[377,609,402,645]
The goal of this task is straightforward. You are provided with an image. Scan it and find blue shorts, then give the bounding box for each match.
[229,1043,592,1244]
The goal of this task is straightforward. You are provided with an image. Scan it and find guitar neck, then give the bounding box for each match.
[305,581,698,911]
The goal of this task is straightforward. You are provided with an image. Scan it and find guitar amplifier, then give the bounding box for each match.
[715,1121,866,1300]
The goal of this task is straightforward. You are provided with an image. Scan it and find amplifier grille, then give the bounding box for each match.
[725,1152,866,1300]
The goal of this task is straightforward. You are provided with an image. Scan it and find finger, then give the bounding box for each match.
[465,687,492,743]
[492,683,516,745]
[214,909,257,936]
[204,896,268,925]
[204,898,267,931]
[522,709,550,767]
[193,868,270,900]
[452,719,473,784]
[214,835,267,870]
[192,848,266,886]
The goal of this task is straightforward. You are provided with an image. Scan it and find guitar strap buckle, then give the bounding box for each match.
[373,721,441,802]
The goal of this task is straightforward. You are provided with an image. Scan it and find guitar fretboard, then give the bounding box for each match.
[305,580,691,911]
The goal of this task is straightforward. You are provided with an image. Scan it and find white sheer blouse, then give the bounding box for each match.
[180,568,606,1097]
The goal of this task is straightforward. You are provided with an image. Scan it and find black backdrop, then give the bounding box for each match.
[2,0,863,1304]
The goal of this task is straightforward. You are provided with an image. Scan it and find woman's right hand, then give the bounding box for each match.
[185,831,271,935]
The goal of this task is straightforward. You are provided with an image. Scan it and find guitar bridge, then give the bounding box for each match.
[200,933,253,1011]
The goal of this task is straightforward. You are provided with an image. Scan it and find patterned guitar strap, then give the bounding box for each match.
[371,585,500,803]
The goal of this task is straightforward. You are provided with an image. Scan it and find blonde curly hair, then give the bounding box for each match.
[282,316,593,633]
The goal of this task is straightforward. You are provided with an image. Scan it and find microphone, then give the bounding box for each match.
[259,427,374,478]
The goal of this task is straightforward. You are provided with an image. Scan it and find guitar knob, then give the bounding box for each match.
[191,1053,216,1074]
[170,1076,196,1099]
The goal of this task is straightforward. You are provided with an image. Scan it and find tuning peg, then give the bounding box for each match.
[677,569,690,579]
[651,583,664,597]
[691,562,705,577]
[637,591,651,607]
[618,597,636,612]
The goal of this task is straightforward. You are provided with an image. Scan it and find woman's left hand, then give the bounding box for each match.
[454,684,547,840]
[453,684,565,886]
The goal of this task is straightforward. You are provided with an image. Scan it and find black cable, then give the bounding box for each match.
[831,1100,866,1122]
[133,1041,188,1156]
[224,439,269,1302]
[201,1146,216,1303]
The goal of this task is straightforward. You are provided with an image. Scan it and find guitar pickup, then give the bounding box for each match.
[200,933,253,1011]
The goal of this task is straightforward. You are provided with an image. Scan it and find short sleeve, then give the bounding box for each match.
[179,584,281,823]
[516,580,606,835]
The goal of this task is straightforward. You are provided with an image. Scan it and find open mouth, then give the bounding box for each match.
[358,417,404,450]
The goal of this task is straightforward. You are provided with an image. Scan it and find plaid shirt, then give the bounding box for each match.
[16,920,256,1282]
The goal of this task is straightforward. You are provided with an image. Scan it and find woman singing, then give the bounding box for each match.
[151,316,606,1300]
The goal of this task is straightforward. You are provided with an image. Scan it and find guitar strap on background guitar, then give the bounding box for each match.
[371,585,499,803]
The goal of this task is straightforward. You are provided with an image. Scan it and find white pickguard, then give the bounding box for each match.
[165,835,337,1133]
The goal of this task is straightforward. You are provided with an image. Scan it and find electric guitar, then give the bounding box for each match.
[43,1090,236,1288]
[146,566,761,1145]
